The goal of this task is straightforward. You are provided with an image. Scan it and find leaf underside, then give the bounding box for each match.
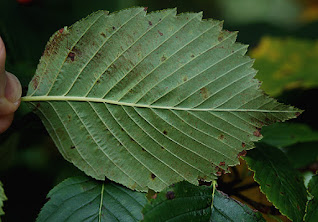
[244,144,308,222]
[36,176,147,222]
[24,7,300,191]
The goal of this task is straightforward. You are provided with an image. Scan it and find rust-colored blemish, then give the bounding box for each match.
[238,150,247,157]
[158,30,163,36]
[242,142,246,148]
[31,75,39,90]
[216,171,222,176]
[163,130,168,135]
[253,128,262,137]
[59,28,64,34]
[151,173,156,180]
[144,7,148,11]
[68,52,75,61]
[200,87,209,99]
[101,33,106,38]
[151,193,157,199]
[219,161,225,166]
[218,134,225,140]
[148,21,152,26]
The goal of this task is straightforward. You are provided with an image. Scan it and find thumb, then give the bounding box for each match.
[0,36,22,115]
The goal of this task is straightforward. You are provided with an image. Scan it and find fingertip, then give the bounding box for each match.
[5,72,22,104]
[0,36,6,64]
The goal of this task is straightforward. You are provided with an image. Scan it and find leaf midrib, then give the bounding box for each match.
[22,96,297,113]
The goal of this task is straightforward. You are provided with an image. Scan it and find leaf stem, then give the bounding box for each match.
[21,96,299,113]
[98,183,105,222]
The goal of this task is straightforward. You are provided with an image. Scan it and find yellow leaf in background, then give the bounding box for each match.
[250,37,318,97]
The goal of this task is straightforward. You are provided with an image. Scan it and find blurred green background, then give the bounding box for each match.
[0,0,318,221]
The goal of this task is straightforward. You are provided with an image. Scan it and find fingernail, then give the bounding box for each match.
[5,72,22,103]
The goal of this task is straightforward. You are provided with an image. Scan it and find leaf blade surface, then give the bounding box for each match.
[36,176,147,222]
[23,8,300,191]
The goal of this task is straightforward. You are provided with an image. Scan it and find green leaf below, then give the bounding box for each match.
[244,143,308,222]
[36,176,147,222]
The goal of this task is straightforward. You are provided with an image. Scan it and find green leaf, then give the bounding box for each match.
[0,181,7,221]
[142,181,264,221]
[211,190,265,222]
[251,37,318,97]
[305,174,318,222]
[36,176,147,222]
[282,142,318,169]
[22,7,300,191]
[142,181,212,221]
[244,143,308,222]
[261,123,318,148]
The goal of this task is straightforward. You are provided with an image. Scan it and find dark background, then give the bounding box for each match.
[0,0,317,221]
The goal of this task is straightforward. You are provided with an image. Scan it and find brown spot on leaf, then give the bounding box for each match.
[253,128,262,137]
[265,184,271,187]
[216,171,222,176]
[71,145,75,149]
[151,173,156,180]
[67,114,72,122]
[112,26,116,30]
[148,21,152,26]
[200,87,209,99]
[163,130,168,135]
[158,30,163,36]
[183,76,188,82]
[68,52,75,61]
[59,28,64,34]
[101,33,106,38]
[218,134,225,140]
[191,54,195,58]
[161,56,166,62]
[238,150,247,157]
[144,7,148,11]
[166,191,175,200]
[31,76,39,90]
[242,142,246,148]
[219,162,225,166]
[151,193,157,199]
[142,148,146,152]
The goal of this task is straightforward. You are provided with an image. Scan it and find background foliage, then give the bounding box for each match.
[1,0,318,221]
